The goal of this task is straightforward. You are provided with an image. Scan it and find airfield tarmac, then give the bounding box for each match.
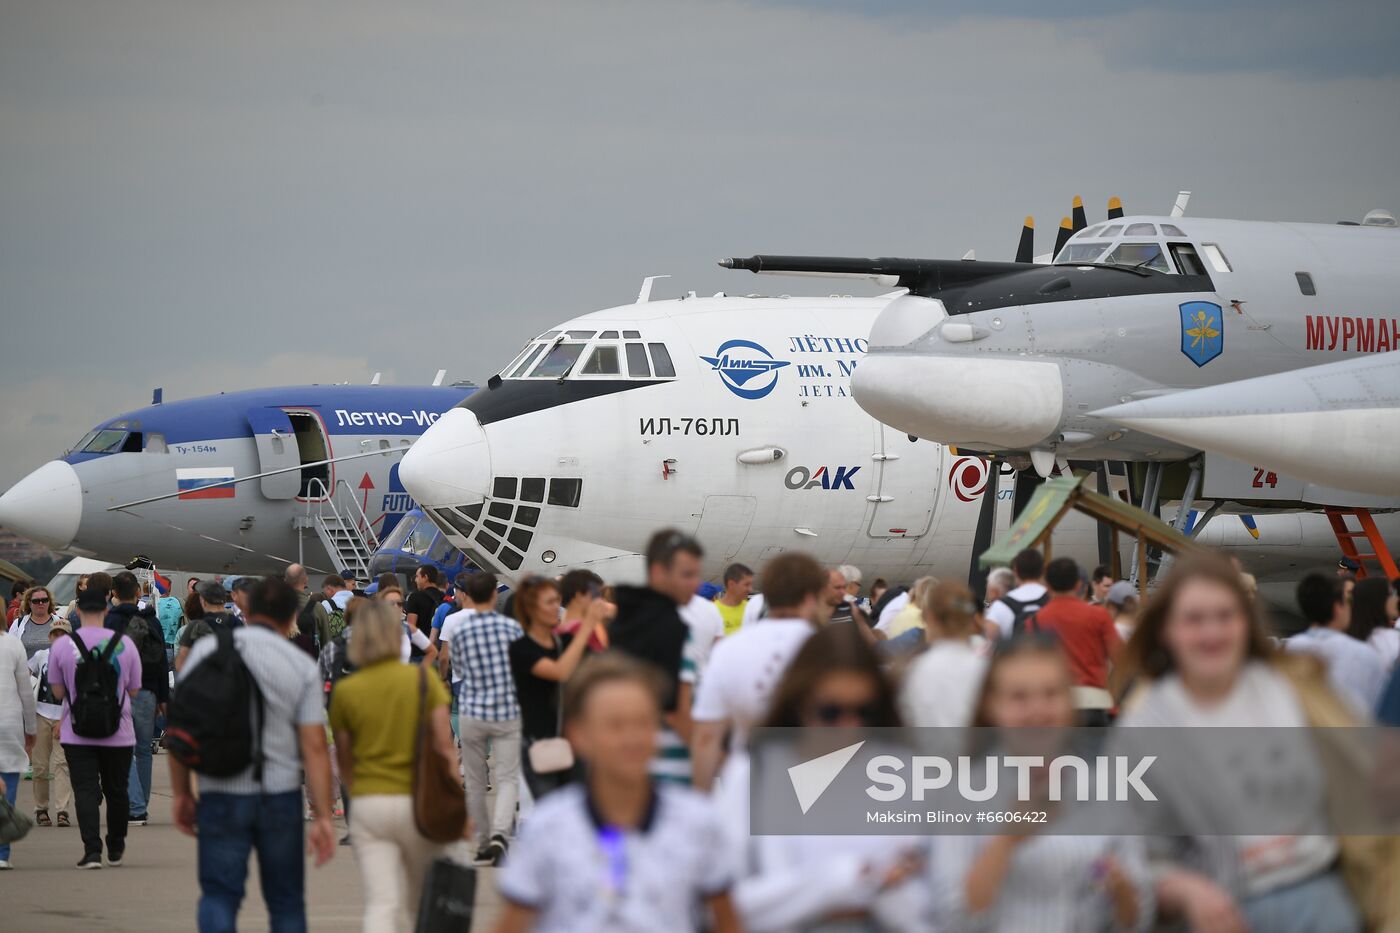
[5,754,507,931]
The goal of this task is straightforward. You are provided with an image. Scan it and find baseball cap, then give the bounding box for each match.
[198,580,230,604]
[364,582,380,596]
[228,576,258,593]
[49,619,73,636]
[75,586,109,612]
[1105,581,1138,608]
[1338,556,1361,572]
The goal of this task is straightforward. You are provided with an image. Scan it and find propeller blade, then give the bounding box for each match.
[968,461,1000,603]
[1053,216,1073,256]
[1015,216,1035,264]
[1071,195,1087,232]
[1107,196,1124,220]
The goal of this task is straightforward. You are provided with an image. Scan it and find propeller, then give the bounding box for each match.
[1013,196,1125,264]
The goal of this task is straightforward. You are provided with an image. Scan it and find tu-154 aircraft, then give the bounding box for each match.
[0,383,475,575]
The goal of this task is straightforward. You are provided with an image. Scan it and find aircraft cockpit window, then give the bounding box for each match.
[1080,225,1104,237]
[566,330,595,340]
[426,532,455,563]
[520,477,546,502]
[1168,243,1207,276]
[623,330,641,338]
[1124,223,1157,236]
[548,477,583,508]
[1055,242,1109,264]
[599,330,619,339]
[530,342,587,378]
[81,428,130,454]
[1202,243,1232,273]
[1161,224,1186,237]
[145,433,167,454]
[507,344,546,378]
[1103,242,1172,273]
[1099,225,1124,238]
[648,343,676,377]
[625,343,651,378]
[1296,272,1317,296]
[537,330,560,339]
[579,345,621,375]
[493,476,518,499]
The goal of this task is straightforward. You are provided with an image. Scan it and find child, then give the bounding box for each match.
[494,655,739,932]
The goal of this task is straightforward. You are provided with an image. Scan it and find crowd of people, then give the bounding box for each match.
[1,537,1399,932]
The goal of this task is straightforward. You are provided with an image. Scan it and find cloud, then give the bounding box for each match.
[1,0,1397,490]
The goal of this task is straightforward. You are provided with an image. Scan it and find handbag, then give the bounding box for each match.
[526,636,576,776]
[0,792,32,845]
[413,666,469,844]
[414,856,477,933]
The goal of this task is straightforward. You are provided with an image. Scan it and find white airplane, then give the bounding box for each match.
[396,289,1357,585]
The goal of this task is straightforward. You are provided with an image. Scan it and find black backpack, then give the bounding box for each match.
[124,611,166,671]
[321,630,356,707]
[297,597,321,651]
[1002,591,1051,636]
[66,633,126,739]
[166,625,264,779]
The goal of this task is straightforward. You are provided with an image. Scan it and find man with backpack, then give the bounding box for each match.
[104,571,169,826]
[174,581,241,673]
[984,548,1050,640]
[168,576,336,931]
[46,571,142,869]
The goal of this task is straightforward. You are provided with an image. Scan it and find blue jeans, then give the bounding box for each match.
[196,791,306,933]
[0,771,17,861]
[127,689,157,817]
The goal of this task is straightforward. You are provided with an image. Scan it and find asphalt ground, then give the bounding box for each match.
[4,751,507,932]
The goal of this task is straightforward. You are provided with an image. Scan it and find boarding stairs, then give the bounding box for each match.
[1325,508,1399,580]
[302,478,379,579]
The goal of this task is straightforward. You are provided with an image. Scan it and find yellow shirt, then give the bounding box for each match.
[328,659,450,797]
[716,598,747,636]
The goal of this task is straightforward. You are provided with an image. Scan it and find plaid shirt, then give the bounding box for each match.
[450,610,524,721]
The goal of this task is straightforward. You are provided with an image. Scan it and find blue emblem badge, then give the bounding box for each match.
[701,340,791,399]
[1179,301,1223,367]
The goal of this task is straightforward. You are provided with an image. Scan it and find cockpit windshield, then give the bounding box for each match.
[1054,236,1174,273]
[1102,241,1171,273]
[499,329,678,382]
[1057,242,1108,264]
[71,423,143,455]
[531,342,587,378]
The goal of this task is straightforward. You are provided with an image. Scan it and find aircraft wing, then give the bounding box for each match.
[719,255,1026,297]
[1091,352,1400,497]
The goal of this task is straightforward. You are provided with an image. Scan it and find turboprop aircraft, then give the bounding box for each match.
[720,200,1400,523]
[0,383,475,575]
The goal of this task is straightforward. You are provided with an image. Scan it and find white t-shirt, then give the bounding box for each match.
[678,594,722,678]
[497,783,732,932]
[1368,625,1400,673]
[27,647,63,720]
[692,617,814,745]
[876,591,910,633]
[740,593,766,629]
[399,623,432,663]
[437,607,476,682]
[985,582,1049,639]
[899,640,987,728]
[1286,626,1387,717]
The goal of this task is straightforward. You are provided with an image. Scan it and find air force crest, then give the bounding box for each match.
[701,339,791,399]
[1179,301,1223,367]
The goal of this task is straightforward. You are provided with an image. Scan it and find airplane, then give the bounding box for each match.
[1094,351,1400,497]
[0,383,475,576]
[720,200,1400,519]
[394,288,1359,588]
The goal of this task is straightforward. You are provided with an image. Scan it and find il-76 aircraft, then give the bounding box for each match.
[0,384,474,574]
[396,292,1350,584]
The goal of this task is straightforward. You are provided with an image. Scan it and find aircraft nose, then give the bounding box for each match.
[399,407,492,509]
[0,459,84,550]
[852,355,1065,450]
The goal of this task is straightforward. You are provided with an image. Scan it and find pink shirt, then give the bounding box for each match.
[46,627,141,746]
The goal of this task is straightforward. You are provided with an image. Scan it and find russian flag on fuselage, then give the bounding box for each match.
[176,467,236,500]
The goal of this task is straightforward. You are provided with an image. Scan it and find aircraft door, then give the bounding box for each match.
[866,425,936,539]
[245,407,301,500]
[694,495,756,565]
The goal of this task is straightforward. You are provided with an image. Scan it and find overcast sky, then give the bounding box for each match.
[2,0,1397,489]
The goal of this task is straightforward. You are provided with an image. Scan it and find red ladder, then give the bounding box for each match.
[1325,508,1399,580]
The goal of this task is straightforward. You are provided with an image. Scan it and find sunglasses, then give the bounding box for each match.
[30,597,50,604]
[810,702,881,725]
